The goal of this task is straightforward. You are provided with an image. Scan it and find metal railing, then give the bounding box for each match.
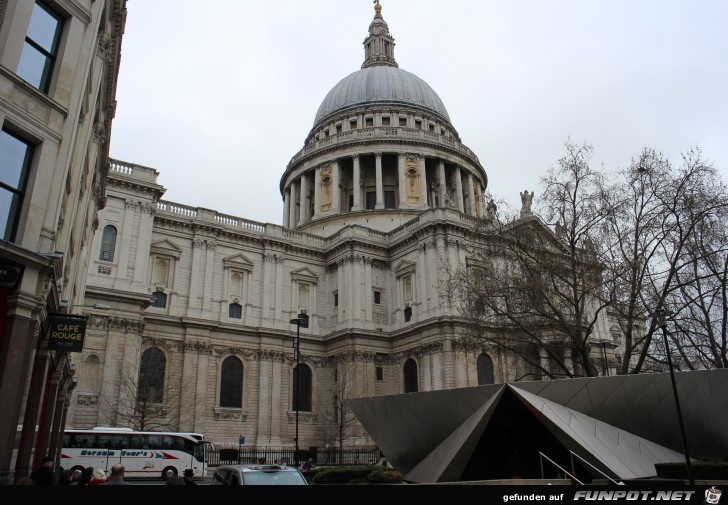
[539,451,584,485]
[570,450,623,485]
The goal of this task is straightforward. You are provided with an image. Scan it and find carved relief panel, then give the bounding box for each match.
[405,155,421,204]
[320,165,332,212]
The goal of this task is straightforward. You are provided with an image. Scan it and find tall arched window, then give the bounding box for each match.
[477,353,494,385]
[99,225,117,261]
[137,348,165,404]
[403,358,418,393]
[219,356,243,408]
[292,364,312,412]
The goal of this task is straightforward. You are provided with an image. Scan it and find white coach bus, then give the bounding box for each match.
[61,427,209,480]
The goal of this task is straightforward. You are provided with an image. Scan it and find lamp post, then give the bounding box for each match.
[289,312,308,467]
[654,308,694,485]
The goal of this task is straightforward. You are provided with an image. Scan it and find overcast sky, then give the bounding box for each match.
[109,0,728,225]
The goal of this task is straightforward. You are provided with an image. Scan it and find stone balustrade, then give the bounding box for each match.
[151,200,478,251]
[286,126,481,169]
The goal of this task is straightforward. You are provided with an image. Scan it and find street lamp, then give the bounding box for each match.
[653,308,694,485]
[289,312,308,467]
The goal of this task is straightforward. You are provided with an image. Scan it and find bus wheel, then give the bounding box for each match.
[162,466,177,480]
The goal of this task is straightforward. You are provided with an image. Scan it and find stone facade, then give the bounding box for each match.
[68,5,618,449]
[0,0,126,483]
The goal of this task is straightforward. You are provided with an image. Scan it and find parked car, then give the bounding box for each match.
[210,464,308,486]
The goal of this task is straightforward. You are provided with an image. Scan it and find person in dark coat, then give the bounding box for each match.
[77,466,94,486]
[183,468,197,486]
[30,456,56,485]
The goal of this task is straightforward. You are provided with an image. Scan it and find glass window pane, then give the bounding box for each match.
[17,43,51,89]
[0,131,31,189]
[0,188,21,241]
[26,3,60,52]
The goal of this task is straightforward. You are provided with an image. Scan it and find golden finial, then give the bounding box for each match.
[373,0,382,18]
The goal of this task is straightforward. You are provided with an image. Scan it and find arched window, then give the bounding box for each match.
[403,358,418,393]
[79,354,101,393]
[477,353,494,385]
[292,364,312,412]
[219,356,243,408]
[137,348,165,404]
[228,302,242,319]
[99,225,117,261]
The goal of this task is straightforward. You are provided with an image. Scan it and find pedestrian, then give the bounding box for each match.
[77,466,94,486]
[30,456,56,485]
[300,458,314,475]
[104,464,130,485]
[183,468,197,486]
[88,467,108,485]
[58,468,75,485]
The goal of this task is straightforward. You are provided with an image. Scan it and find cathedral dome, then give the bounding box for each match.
[313,66,451,128]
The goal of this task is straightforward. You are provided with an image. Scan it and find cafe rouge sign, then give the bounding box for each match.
[47,315,87,353]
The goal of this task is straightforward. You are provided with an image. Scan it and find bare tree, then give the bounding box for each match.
[100,347,190,431]
[448,141,611,378]
[318,363,358,462]
[448,141,728,378]
[601,148,728,373]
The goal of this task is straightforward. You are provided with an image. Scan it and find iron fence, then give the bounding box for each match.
[207,446,384,467]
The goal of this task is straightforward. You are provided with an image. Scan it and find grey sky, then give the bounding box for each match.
[109,0,728,225]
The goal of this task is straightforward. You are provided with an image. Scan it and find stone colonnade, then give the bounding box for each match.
[283,153,482,228]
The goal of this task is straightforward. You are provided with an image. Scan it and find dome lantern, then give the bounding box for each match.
[362,1,398,69]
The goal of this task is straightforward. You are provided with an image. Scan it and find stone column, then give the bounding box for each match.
[467,173,476,216]
[274,257,284,322]
[419,156,428,208]
[34,373,60,464]
[270,359,283,445]
[256,359,271,444]
[133,203,155,283]
[352,156,362,211]
[364,258,373,321]
[418,243,429,318]
[332,160,341,214]
[298,174,309,225]
[48,396,70,463]
[353,257,362,322]
[313,166,321,219]
[194,352,209,433]
[117,200,136,279]
[283,189,290,228]
[13,350,49,478]
[288,181,297,229]
[438,161,446,207]
[202,240,219,311]
[188,238,204,311]
[397,153,406,208]
[454,166,465,212]
[47,390,71,465]
[375,153,384,209]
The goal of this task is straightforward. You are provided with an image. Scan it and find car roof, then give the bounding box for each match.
[216,465,301,473]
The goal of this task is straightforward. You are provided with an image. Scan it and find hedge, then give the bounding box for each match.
[308,465,403,484]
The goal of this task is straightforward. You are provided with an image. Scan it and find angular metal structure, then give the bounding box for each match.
[348,370,728,483]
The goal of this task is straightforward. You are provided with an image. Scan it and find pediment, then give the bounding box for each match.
[223,253,255,271]
[291,267,318,283]
[150,239,182,258]
[394,260,416,275]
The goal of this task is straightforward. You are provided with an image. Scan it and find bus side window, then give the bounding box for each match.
[147,435,162,450]
[98,435,112,449]
[131,435,144,448]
